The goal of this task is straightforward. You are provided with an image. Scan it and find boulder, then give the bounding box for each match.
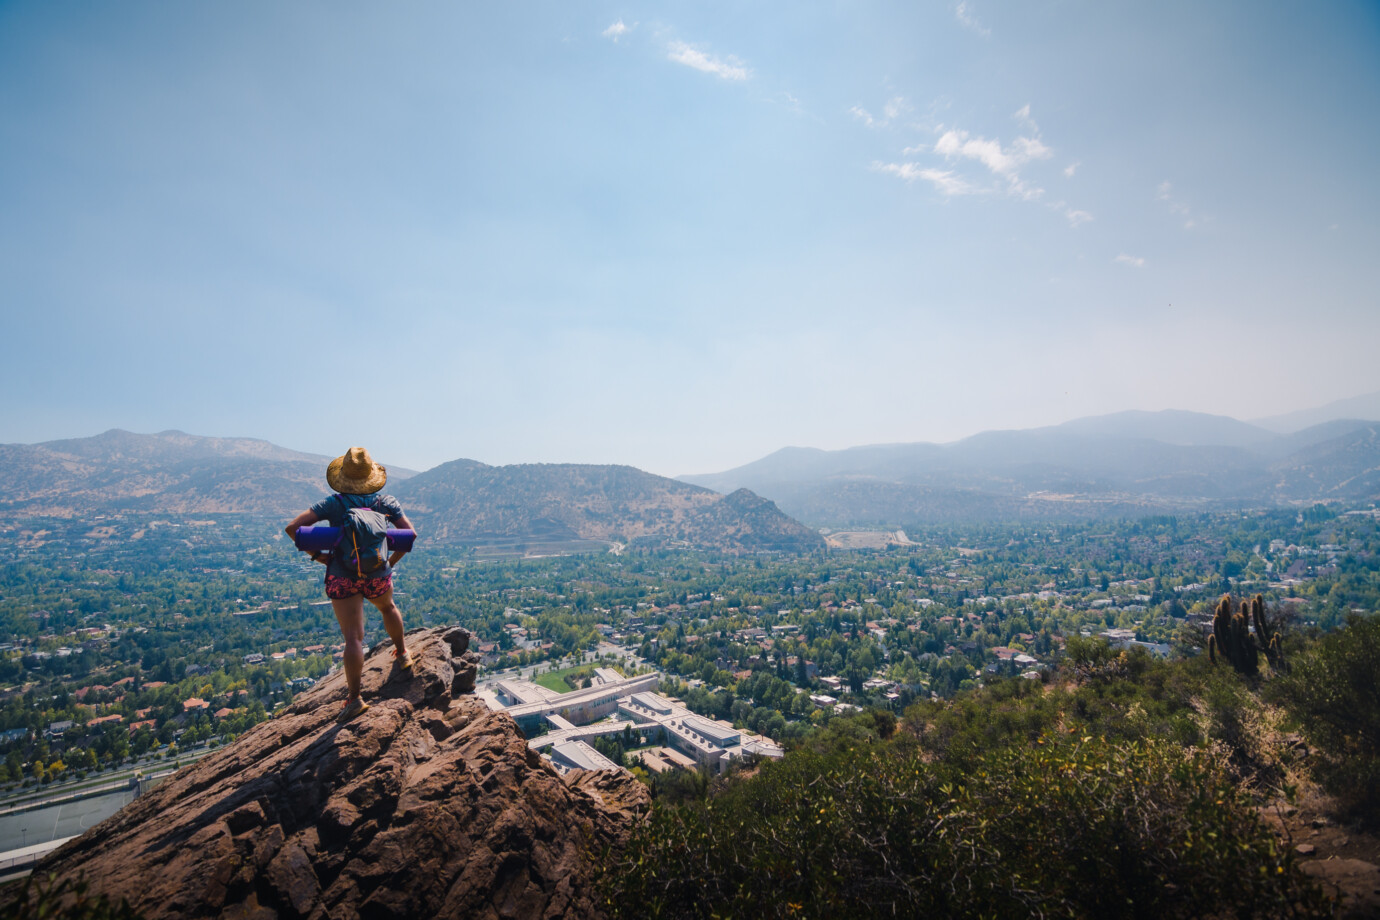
[33,626,650,919]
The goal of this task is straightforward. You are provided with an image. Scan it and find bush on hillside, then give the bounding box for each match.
[1275,612,1380,825]
[1188,662,1300,795]
[3,875,143,920]
[602,732,1327,919]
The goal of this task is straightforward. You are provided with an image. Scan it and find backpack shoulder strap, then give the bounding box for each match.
[336,493,371,511]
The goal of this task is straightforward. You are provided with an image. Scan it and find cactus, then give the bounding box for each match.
[1210,594,1255,675]
[1208,593,1285,676]
[1247,593,1286,673]
[1251,593,1288,672]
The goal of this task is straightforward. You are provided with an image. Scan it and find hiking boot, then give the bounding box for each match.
[393,648,415,671]
[337,697,369,722]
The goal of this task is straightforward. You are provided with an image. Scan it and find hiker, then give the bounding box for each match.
[285,447,415,720]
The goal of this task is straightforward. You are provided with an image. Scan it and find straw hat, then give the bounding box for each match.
[327,447,388,494]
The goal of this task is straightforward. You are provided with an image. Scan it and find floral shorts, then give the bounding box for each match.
[324,573,393,600]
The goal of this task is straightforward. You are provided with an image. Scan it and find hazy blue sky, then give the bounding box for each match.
[2,1,1377,476]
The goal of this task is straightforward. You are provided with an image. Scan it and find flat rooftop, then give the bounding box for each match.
[681,714,740,747]
[628,692,673,714]
[550,740,618,772]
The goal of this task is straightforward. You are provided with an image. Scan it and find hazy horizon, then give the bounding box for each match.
[11,389,1379,481]
[4,2,1377,477]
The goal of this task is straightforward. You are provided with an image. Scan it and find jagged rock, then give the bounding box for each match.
[1299,858,1380,919]
[31,626,650,919]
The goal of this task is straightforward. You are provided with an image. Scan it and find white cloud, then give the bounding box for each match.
[1046,198,1093,226]
[1157,180,1197,229]
[872,162,978,196]
[922,170,978,196]
[1005,175,1045,202]
[934,130,1004,171]
[1063,162,1079,178]
[667,41,750,81]
[872,161,922,181]
[1013,103,1038,133]
[1115,253,1146,268]
[602,20,629,41]
[933,129,1050,176]
[772,91,806,115]
[850,105,875,127]
[869,107,1087,228]
[955,0,990,36]
[1012,136,1050,160]
[851,96,910,128]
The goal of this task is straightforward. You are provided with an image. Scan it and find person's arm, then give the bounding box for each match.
[388,512,415,567]
[285,510,329,563]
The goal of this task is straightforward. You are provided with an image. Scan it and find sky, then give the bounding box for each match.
[2,1,1377,477]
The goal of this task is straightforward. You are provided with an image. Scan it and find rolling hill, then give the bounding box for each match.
[680,411,1380,527]
[0,429,356,516]
[9,405,1379,543]
[0,430,822,554]
[1252,388,1380,433]
[392,461,823,554]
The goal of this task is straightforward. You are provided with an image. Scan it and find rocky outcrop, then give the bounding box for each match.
[34,627,650,919]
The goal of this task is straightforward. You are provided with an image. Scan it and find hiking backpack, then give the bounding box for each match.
[333,494,391,577]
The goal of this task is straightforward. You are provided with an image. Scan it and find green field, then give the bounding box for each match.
[532,665,596,694]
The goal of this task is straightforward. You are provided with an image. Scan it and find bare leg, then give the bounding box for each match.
[367,590,407,659]
[332,595,367,700]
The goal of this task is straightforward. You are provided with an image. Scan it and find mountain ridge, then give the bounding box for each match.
[679,410,1380,526]
[394,461,822,554]
[0,430,415,518]
[1252,388,1380,433]
[0,431,823,553]
[9,399,1380,539]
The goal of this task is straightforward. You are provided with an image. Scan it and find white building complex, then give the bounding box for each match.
[486,668,661,734]
[482,668,783,774]
[617,691,783,773]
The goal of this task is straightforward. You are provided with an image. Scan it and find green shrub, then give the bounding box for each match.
[644,763,713,805]
[602,733,1327,919]
[790,709,896,756]
[1,875,143,920]
[1275,613,1380,825]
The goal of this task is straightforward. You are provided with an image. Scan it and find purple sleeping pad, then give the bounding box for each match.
[293,526,416,553]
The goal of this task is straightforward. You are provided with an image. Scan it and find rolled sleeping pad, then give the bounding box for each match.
[293,526,416,553]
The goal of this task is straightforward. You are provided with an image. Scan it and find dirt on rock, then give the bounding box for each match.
[1259,794,1380,919]
[28,626,650,920]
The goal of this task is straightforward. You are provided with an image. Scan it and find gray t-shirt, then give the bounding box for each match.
[309,492,406,579]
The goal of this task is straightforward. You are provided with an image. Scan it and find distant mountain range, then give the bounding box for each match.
[0,430,821,554]
[5,390,1379,548]
[680,407,1380,527]
[1251,389,1380,434]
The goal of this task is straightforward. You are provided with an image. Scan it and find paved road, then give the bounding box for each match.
[0,747,211,816]
[0,790,134,851]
